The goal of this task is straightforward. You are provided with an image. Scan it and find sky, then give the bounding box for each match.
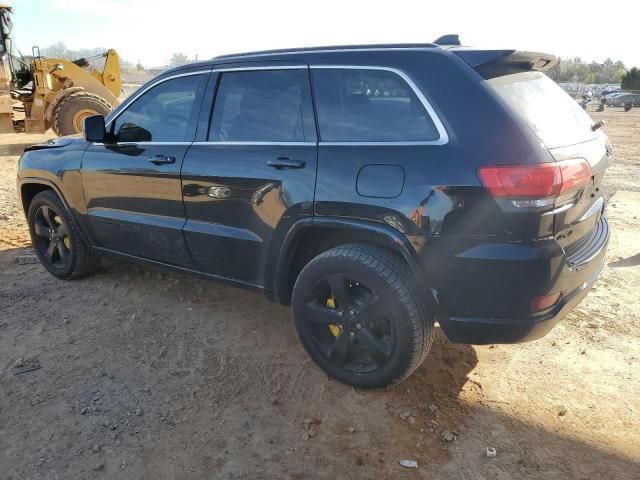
[11,0,640,68]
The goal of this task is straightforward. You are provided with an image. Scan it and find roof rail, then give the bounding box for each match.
[433,34,461,46]
[214,43,438,60]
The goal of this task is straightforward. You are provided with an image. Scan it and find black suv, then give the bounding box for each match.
[17,40,611,388]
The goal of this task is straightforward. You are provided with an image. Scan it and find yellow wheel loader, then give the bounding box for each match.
[0,4,121,135]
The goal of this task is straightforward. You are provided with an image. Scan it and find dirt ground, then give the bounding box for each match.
[1,109,639,479]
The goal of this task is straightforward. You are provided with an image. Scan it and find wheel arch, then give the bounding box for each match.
[271,217,435,308]
[19,179,70,216]
[19,178,93,247]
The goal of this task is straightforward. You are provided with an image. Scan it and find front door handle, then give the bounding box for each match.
[267,157,306,170]
[147,155,176,165]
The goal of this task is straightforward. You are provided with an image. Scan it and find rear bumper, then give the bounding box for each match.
[429,216,609,344]
[442,255,603,343]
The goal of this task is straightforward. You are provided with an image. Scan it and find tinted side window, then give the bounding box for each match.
[312,68,439,142]
[209,69,307,142]
[112,74,203,142]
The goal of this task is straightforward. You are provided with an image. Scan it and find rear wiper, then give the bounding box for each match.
[591,120,605,131]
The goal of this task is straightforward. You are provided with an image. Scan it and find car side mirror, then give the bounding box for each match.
[84,115,106,143]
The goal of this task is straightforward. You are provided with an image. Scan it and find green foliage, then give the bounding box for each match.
[621,67,640,90]
[548,57,628,84]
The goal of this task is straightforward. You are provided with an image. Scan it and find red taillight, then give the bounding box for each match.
[558,158,593,192]
[478,159,592,198]
[531,292,560,312]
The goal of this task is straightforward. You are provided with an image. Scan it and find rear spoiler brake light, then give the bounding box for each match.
[454,50,557,79]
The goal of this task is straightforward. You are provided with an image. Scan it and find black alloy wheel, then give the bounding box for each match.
[304,273,394,373]
[32,204,72,270]
[27,190,101,279]
[292,244,433,388]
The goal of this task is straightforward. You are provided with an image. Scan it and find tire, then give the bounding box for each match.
[52,91,112,136]
[292,243,434,388]
[27,190,101,279]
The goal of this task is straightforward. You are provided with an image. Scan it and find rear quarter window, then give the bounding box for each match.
[311,68,440,142]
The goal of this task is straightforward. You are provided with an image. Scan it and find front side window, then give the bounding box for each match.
[209,69,308,142]
[312,68,439,142]
[111,74,203,142]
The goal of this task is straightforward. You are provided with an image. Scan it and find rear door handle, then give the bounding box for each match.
[147,155,176,165]
[267,157,306,170]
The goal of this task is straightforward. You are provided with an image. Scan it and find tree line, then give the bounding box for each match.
[621,68,640,91]
[39,42,193,70]
[36,42,640,89]
[547,56,626,84]
[40,41,138,70]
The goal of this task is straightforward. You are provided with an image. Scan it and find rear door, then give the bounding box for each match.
[181,63,317,286]
[81,69,208,266]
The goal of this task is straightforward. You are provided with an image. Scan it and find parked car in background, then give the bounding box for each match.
[603,91,626,101]
[606,92,640,107]
[17,39,612,388]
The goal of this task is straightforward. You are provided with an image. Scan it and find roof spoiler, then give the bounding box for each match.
[454,49,557,79]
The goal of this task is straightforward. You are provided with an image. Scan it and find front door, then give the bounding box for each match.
[181,64,317,286]
[81,69,208,266]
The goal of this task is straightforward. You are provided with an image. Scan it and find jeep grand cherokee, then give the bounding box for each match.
[17,37,611,387]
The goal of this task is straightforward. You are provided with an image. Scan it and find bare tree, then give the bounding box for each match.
[39,41,136,71]
[169,53,190,67]
[40,41,68,59]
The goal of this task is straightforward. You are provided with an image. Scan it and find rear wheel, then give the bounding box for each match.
[292,244,433,388]
[52,91,112,136]
[27,190,100,279]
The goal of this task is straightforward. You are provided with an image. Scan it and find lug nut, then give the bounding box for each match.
[356,323,362,329]
[337,311,344,317]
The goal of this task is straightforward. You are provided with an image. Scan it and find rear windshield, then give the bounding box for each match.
[488,71,596,148]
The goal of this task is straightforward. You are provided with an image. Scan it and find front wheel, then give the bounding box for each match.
[27,190,101,279]
[292,244,434,388]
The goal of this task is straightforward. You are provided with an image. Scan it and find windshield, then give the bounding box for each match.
[488,71,596,148]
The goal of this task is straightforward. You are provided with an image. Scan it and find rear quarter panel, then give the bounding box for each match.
[312,50,553,238]
[309,50,561,322]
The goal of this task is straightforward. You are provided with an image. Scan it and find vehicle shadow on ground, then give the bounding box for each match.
[608,252,640,268]
[1,254,639,479]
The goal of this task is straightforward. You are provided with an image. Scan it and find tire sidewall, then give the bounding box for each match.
[292,252,418,388]
[27,192,78,279]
